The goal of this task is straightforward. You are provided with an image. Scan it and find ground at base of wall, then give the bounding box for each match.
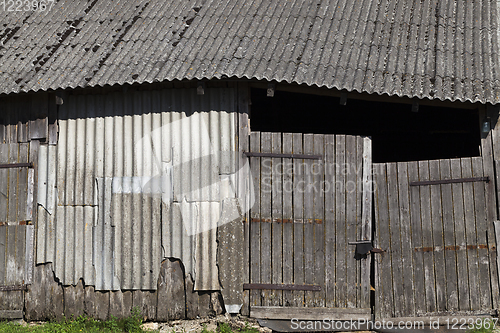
[141,315,271,333]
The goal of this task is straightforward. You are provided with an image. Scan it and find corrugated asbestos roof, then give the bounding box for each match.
[1,0,500,104]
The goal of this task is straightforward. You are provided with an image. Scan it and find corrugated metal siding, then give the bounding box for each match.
[1,0,500,104]
[36,87,237,291]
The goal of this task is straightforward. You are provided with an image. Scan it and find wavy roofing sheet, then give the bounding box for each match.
[36,87,237,290]
[1,0,500,104]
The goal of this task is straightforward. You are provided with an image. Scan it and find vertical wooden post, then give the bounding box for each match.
[360,137,372,309]
[482,105,500,309]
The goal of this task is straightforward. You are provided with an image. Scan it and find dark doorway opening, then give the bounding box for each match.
[250,88,481,163]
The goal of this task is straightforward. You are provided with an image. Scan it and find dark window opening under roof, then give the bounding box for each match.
[250,88,481,163]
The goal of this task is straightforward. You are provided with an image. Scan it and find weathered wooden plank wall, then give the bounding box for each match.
[0,92,50,319]
[0,143,31,224]
[25,260,223,321]
[374,157,499,320]
[249,132,372,314]
[0,225,27,319]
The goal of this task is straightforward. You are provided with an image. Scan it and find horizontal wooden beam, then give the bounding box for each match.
[250,306,371,321]
[0,310,23,319]
[248,81,479,109]
[243,283,321,291]
[244,152,322,160]
[410,177,489,186]
[0,285,27,291]
[0,162,33,169]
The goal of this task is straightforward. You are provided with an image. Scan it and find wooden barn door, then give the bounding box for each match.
[373,157,499,320]
[0,143,35,319]
[247,132,372,320]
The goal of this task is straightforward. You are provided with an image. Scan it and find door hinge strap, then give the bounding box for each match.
[410,177,489,186]
[243,152,322,160]
[0,285,27,291]
[0,163,33,169]
[243,283,321,291]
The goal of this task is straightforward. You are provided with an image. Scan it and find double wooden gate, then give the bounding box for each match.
[247,132,499,321]
[247,132,372,320]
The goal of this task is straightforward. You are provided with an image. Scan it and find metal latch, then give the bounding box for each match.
[348,240,384,255]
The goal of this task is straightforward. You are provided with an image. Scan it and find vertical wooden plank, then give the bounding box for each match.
[84,286,97,318]
[17,143,29,221]
[17,103,28,144]
[419,160,437,313]
[292,133,305,307]
[0,226,5,284]
[429,160,446,312]
[0,123,5,144]
[260,132,272,307]
[346,135,358,308]
[360,136,371,310]
[0,145,8,222]
[25,263,64,321]
[185,274,199,319]
[471,157,492,309]
[386,162,404,317]
[282,133,294,306]
[461,158,480,310]
[64,280,85,318]
[48,93,59,145]
[29,118,48,141]
[354,136,363,307]
[109,291,126,319]
[450,158,470,311]
[250,132,261,307]
[157,259,185,320]
[7,144,18,223]
[334,135,346,308]
[482,108,500,309]
[373,163,393,319]
[495,221,500,306]
[6,102,18,144]
[303,134,314,307]
[324,135,335,308]
[30,94,48,140]
[271,132,283,306]
[197,292,211,317]
[397,162,415,316]
[408,161,426,314]
[25,262,45,321]
[439,159,459,311]
[94,291,110,321]
[313,134,325,307]
[132,290,157,321]
[117,291,134,319]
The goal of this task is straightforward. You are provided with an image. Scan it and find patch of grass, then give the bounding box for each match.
[0,307,147,333]
[216,322,259,333]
